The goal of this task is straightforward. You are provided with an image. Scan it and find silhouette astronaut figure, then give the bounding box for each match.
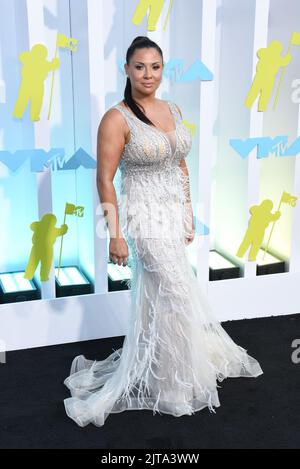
[24,214,68,282]
[13,44,59,121]
[236,200,281,261]
[244,40,291,111]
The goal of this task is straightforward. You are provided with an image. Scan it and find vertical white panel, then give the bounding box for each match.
[289,102,300,273]
[210,0,223,249]
[26,0,55,299]
[87,0,108,293]
[212,0,256,279]
[244,0,270,279]
[197,0,217,286]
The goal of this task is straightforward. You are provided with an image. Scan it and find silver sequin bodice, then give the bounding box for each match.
[111,100,193,240]
[112,100,192,176]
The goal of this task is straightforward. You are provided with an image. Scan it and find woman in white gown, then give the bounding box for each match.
[64,36,263,427]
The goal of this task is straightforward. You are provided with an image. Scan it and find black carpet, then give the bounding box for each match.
[0,313,299,449]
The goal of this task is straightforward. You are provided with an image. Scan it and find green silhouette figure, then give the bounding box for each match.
[244,40,291,112]
[24,214,68,282]
[13,44,60,121]
[236,200,281,261]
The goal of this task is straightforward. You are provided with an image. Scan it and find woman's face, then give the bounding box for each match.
[125,47,163,97]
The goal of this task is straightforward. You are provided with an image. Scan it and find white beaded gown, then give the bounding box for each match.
[63,100,263,427]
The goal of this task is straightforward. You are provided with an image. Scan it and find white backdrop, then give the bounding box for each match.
[0,0,299,351]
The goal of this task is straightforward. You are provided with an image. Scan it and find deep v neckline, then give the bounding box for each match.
[118,100,178,156]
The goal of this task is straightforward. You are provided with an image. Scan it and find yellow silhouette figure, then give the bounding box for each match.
[13,44,59,121]
[236,200,281,262]
[244,40,291,112]
[24,214,68,282]
[132,0,173,31]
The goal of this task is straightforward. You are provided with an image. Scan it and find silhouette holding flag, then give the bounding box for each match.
[24,213,68,282]
[244,40,291,112]
[236,200,281,262]
[13,44,59,121]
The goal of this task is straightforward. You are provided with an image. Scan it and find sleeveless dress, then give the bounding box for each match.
[63,100,263,427]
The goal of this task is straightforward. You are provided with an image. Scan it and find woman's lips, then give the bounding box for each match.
[142,83,153,87]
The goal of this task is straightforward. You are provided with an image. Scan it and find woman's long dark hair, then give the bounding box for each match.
[123,36,164,126]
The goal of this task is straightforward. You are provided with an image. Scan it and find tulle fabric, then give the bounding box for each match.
[64,163,263,427]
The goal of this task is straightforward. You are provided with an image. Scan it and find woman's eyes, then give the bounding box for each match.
[136,66,160,70]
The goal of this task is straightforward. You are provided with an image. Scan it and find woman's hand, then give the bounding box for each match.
[185,221,195,245]
[109,237,129,266]
[184,201,195,245]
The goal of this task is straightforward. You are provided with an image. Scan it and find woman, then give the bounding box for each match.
[64,36,263,427]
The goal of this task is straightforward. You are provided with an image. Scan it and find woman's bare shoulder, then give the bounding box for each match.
[100,102,126,124]
[98,102,130,145]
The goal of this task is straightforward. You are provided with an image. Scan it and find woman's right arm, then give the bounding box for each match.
[96,108,129,266]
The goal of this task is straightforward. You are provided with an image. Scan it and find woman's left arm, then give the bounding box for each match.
[175,103,195,244]
[179,158,195,245]
[179,158,192,203]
